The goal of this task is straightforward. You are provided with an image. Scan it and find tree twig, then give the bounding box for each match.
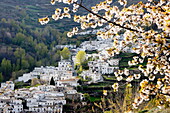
[80,0,83,5]
[76,3,143,33]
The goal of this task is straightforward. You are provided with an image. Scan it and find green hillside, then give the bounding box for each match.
[0,0,147,31]
[0,0,107,31]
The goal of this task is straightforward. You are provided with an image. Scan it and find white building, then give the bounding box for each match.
[0,98,23,113]
[18,73,37,82]
[56,78,80,87]
[55,44,76,49]
[58,60,72,69]
[88,60,119,74]
[38,85,55,92]
[79,39,113,52]
[80,70,103,83]
[10,99,23,113]
[107,58,120,66]
[11,84,68,113]
[1,81,15,90]
[14,89,32,99]
[17,60,75,84]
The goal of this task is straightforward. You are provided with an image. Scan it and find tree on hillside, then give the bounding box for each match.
[14,48,26,59]
[0,73,3,82]
[35,43,48,59]
[75,51,86,74]
[13,33,26,45]
[14,48,27,70]
[39,0,170,112]
[10,72,17,81]
[1,58,12,79]
[21,59,30,69]
[51,50,61,65]
[31,78,40,86]
[50,77,55,86]
[75,51,86,65]
[60,47,70,60]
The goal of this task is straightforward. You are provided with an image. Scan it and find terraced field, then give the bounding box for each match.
[0,0,147,32]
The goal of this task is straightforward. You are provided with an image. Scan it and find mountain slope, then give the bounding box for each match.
[0,0,147,32]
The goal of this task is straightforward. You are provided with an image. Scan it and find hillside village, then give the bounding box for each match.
[0,38,123,112]
[0,0,170,112]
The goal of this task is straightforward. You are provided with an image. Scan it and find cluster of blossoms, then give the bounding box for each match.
[112,49,170,108]
[103,90,108,96]
[132,75,170,109]
[112,83,119,92]
[67,27,79,37]
[39,0,79,25]
[51,0,77,5]
[39,0,170,110]
[114,69,142,83]
[38,17,50,25]
[52,7,71,21]
[113,53,170,109]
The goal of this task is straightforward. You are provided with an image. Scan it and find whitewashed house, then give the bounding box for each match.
[80,70,103,83]
[24,85,67,113]
[38,85,55,92]
[79,39,113,52]
[64,89,84,100]
[59,71,73,80]
[1,81,15,90]
[18,73,37,82]
[54,99,66,105]
[0,101,7,113]
[14,89,31,99]
[26,91,65,113]
[107,58,120,66]
[65,89,77,95]
[56,78,79,87]
[10,99,23,113]
[100,67,115,74]
[0,98,23,113]
[33,92,45,100]
[26,98,38,108]
[58,60,72,69]
[88,60,118,74]
[55,44,76,49]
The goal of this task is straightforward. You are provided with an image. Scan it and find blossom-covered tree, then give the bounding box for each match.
[39,0,170,112]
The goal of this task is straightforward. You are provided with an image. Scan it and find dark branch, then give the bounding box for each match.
[76,3,143,33]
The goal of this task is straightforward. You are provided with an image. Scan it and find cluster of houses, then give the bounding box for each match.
[0,81,83,113]
[79,39,113,52]
[55,45,76,49]
[79,59,119,83]
[17,38,121,89]
[88,60,119,75]
[0,60,82,112]
[75,38,113,52]
[65,36,134,54]
[17,60,78,87]
[0,37,122,112]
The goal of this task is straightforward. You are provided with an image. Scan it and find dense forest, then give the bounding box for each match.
[0,18,59,81]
